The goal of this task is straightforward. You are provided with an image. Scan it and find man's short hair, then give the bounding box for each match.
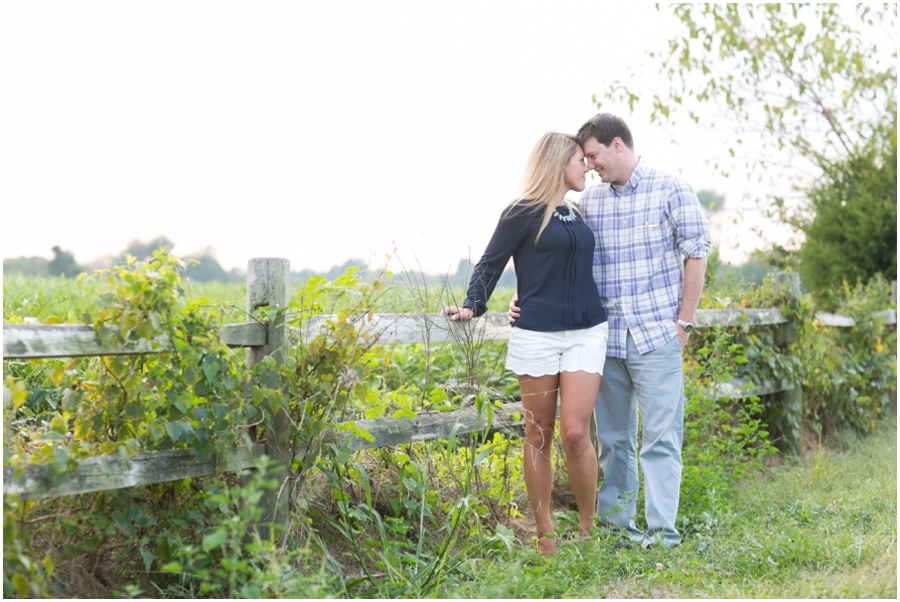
[577,113,634,150]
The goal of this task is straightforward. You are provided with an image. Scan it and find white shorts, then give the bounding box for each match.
[505,322,609,377]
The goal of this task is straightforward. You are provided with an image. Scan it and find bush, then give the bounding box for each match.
[798,133,897,310]
[796,275,897,437]
[681,327,777,520]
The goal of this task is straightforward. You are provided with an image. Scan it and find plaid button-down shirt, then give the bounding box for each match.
[578,158,710,358]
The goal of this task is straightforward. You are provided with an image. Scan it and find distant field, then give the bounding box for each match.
[3,272,517,325]
[3,273,247,324]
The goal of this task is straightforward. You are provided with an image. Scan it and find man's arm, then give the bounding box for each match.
[675,256,707,347]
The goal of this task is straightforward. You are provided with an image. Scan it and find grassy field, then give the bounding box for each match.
[439,419,897,599]
[2,272,518,324]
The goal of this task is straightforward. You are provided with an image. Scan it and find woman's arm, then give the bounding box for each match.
[445,207,531,320]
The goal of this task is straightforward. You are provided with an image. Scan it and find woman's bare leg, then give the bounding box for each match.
[558,370,602,537]
[518,373,559,553]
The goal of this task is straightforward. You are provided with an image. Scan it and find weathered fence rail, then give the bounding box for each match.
[3,261,896,514]
[5,444,267,501]
[8,310,894,361]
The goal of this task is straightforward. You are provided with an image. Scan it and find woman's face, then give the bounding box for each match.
[563,146,588,193]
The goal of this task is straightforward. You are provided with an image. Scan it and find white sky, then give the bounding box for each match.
[2,0,789,274]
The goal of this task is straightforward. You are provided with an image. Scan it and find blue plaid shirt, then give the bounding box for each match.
[578,158,710,358]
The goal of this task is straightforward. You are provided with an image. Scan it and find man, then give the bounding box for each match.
[510,113,709,548]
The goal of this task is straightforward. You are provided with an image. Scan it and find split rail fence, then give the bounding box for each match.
[3,258,896,533]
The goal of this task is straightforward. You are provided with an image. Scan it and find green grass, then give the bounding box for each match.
[438,419,897,598]
[3,273,247,323]
[2,273,517,324]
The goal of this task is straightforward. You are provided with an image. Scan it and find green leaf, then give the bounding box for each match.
[164,419,193,443]
[334,445,351,464]
[52,445,69,474]
[392,409,417,419]
[139,547,154,571]
[61,388,80,412]
[112,512,136,537]
[43,554,55,576]
[161,561,182,573]
[124,401,145,418]
[192,380,211,397]
[127,505,143,522]
[211,403,228,421]
[347,422,375,443]
[201,358,221,384]
[202,528,228,552]
[474,443,500,466]
[12,574,30,597]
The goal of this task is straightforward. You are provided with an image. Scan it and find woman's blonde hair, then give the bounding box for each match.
[507,131,583,245]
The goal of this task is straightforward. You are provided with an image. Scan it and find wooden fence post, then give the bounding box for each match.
[772,272,803,453]
[245,258,292,540]
[891,281,897,414]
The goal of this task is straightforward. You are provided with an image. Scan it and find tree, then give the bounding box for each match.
[600,4,896,178]
[696,189,725,213]
[798,132,897,308]
[3,256,49,276]
[47,246,83,278]
[121,236,175,262]
[324,259,370,281]
[184,247,242,283]
[185,256,238,283]
[448,258,515,289]
[595,4,897,185]
[597,4,897,274]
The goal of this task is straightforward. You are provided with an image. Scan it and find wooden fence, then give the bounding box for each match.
[3,259,896,533]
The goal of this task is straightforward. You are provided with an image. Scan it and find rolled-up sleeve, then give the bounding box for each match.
[667,181,710,258]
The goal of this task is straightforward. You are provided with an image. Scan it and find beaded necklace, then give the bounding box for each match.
[553,201,577,222]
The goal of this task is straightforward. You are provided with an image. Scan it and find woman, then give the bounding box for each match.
[443,132,607,553]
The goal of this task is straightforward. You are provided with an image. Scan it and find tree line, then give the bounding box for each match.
[3,237,242,284]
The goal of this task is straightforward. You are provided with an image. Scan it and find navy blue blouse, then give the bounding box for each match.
[463,202,607,332]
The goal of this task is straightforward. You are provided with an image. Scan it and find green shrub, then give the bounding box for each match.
[681,328,777,521]
[796,275,897,437]
[798,134,897,310]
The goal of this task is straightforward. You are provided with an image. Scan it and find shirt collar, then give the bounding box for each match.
[610,156,647,196]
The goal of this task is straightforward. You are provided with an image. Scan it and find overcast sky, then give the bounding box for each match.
[2,1,785,274]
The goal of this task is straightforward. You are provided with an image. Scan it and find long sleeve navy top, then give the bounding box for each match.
[463,202,607,332]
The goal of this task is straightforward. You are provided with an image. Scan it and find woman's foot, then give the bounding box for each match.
[537,532,558,554]
[578,520,595,540]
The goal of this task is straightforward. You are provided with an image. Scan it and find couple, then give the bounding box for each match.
[444,113,710,553]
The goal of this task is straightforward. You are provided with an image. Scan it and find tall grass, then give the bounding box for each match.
[3,273,247,323]
[437,419,897,598]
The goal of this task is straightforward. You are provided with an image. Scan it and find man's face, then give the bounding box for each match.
[582,136,621,185]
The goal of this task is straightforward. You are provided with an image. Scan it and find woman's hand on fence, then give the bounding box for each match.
[442,306,474,321]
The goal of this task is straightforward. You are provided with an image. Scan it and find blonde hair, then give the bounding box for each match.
[507,132,583,245]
